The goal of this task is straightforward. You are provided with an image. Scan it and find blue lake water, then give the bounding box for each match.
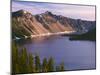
[17,36,96,70]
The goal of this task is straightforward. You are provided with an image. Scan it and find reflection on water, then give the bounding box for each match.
[16,36,96,70]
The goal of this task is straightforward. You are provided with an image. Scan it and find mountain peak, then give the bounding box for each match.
[18,9,27,13]
[16,9,30,14]
[12,9,32,17]
[44,11,53,16]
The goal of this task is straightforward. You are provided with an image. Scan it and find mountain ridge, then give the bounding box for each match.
[12,10,96,39]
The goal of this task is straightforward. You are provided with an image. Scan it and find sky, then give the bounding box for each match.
[12,0,96,21]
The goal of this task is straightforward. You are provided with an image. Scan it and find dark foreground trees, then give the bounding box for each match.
[56,62,65,71]
[42,58,48,72]
[12,43,34,74]
[47,57,54,72]
[12,42,65,74]
[35,55,41,72]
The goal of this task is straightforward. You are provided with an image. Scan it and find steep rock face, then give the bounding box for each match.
[35,11,73,33]
[12,10,96,38]
[54,16,95,32]
[12,10,50,38]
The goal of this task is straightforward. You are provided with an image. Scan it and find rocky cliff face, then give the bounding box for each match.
[12,10,50,38]
[35,11,73,33]
[12,10,95,38]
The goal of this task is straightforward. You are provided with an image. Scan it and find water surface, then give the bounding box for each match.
[17,36,96,70]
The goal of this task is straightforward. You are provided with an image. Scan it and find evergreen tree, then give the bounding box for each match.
[15,64,20,74]
[28,53,34,73]
[42,58,48,72]
[12,42,19,74]
[47,57,54,72]
[35,55,41,72]
[12,42,65,74]
[59,62,64,71]
[19,48,28,73]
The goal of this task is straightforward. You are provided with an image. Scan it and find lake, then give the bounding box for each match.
[17,36,96,71]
